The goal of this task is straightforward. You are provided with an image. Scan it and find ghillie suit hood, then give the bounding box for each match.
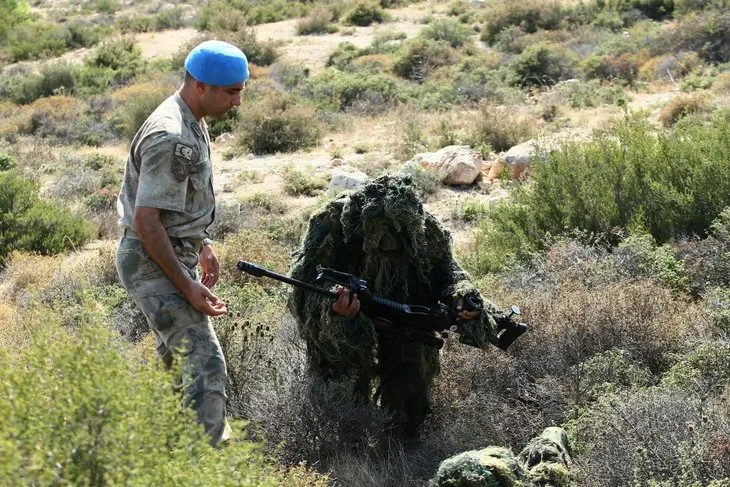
[287,174,500,430]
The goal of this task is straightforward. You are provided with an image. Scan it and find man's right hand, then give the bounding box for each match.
[184,281,228,316]
[332,285,360,318]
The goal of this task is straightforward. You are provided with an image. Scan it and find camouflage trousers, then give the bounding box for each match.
[117,235,231,446]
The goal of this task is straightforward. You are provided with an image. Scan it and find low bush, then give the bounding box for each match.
[638,51,703,82]
[545,79,629,108]
[0,171,92,268]
[344,1,387,26]
[658,92,713,126]
[393,37,459,82]
[196,0,309,27]
[420,17,474,48]
[15,96,87,143]
[0,152,16,171]
[507,41,579,87]
[327,42,363,71]
[109,81,172,140]
[117,7,189,33]
[282,167,328,196]
[1,61,77,105]
[217,26,281,66]
[400,162,442,199]
[480,0,569,45]
[1,20,105,63]
[303,69,400,113]
[582,51,646,84]
[676,207,730,294]
[235,95,323,154]
[81,38,146,92]
[468,103,538,153]
[296,7,338,35]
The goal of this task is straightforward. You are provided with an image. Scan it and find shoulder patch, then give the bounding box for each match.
[172,143,200,182]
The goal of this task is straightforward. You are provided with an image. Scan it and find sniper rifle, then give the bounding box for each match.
[236,260,526,350]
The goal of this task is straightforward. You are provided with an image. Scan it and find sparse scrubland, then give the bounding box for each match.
[1,0,730,485]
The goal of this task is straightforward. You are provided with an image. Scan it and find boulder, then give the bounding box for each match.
[411,145,483,185]
[504,130,591,179]
[328,166,369,191]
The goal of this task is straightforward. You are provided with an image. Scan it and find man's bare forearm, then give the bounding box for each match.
[133,208,194,296]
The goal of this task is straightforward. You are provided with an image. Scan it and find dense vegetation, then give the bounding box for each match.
[1,0,729,485]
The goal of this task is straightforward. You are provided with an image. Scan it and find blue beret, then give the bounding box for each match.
[184,40,249,87]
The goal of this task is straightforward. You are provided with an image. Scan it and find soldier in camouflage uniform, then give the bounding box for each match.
[289,174,524,438]
[431,427,574,487]
[116,40,248,446]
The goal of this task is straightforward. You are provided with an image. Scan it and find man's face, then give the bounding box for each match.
[200,82,245,119]
[364,216,403,253]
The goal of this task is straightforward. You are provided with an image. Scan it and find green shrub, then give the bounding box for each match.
[270,62,310,89]
[582,51,643,84]
[109,81,170,140]
[344,1,387,26]
[327,42,362,70]
[303,69,400,113]
[282,167,327,196]
[507,41,578,87]
[235,95,323,154]
[2,20,105,63]
[420,17,473,48]
[0,171,92,267]
[117,7,188,32]
[82,38,145,89]
[0,152,16,171]
[613,233,688,290]
[393,37,458,82]
[0,321,299,485]
[458,199,491,223]
[567,389,727,485]
[677,207,730,294]
[480,0,567,45]
[680,72,715,92]
[548,79,629,108]
[0,0,31,40]
[196,0,309,27]
[675,0,727,14]
[472,114,730,271]
[671,10,730,63]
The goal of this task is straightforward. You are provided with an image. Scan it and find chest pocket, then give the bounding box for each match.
[185,158,212,213]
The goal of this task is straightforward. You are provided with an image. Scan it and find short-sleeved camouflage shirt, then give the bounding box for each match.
[117,93,215,241]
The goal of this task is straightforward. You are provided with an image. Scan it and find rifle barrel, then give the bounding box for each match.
[237,261,339,299]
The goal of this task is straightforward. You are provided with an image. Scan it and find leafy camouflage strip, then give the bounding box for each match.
[431,427,573,487]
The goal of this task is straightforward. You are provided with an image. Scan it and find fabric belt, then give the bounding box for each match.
[123,227,202,251]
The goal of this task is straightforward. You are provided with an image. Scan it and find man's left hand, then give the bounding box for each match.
[200,244,220,289]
